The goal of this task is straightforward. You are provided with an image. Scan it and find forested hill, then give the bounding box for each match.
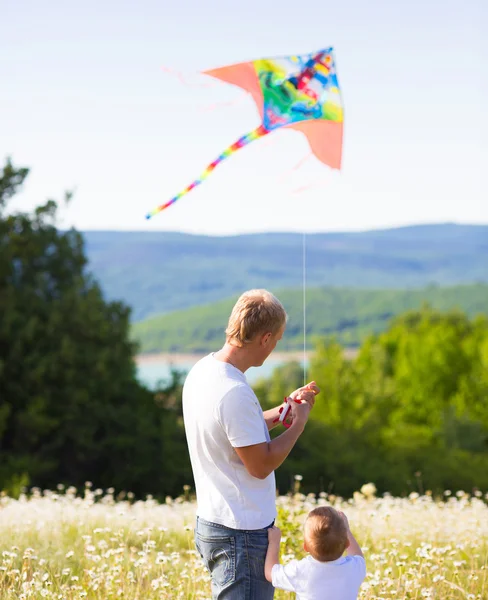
[131,284,488,353]
[82,223,488,321]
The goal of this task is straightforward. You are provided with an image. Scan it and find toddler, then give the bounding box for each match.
[265,506,366,599]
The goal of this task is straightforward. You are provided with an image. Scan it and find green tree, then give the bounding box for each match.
[262,308,488,498]
[0,158,192,499]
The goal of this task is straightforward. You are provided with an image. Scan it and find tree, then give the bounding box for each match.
[0,158,192,498]
[263,309,488,497]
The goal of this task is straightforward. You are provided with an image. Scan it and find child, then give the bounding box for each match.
[265,506,366,599]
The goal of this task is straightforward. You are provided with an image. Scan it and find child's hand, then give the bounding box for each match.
[268,525,282,545]
[338,511,350,531]
[338,511,364,557]
[265,526,282,582]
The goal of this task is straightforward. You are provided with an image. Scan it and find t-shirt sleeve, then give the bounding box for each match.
[271,560,301,592]
[350,555,367,581]
[217,385,268,448]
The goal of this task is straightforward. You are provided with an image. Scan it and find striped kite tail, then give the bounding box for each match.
[145,125,269,219]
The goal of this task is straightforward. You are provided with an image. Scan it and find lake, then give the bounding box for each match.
[135,351,309,389]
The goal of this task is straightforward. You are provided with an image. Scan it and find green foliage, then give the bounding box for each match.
[0,159,192,500]
[0,157,29,211]
[265,308,488,498]
[275,501,308,561]
[131,285,488,353]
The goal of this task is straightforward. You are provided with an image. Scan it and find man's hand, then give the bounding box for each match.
[288,396,312,427]
[280,381,319,427]
[289,381,320,409]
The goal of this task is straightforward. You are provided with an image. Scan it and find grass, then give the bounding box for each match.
[0,483,487,599]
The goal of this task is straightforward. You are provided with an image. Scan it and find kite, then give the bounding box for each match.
[146,47,344,218]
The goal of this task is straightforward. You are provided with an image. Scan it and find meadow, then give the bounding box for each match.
[1,483,486,600]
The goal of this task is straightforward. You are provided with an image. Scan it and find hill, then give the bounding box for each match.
[131,284,488,353]
[82,224,488,322]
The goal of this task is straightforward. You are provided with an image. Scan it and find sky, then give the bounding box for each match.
[1,0,486,235]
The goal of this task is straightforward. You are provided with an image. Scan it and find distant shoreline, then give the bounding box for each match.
[135,349,357,365]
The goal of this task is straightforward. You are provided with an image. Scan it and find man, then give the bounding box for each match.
[182,289,319,599]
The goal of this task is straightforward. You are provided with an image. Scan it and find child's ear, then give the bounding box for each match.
[303,540,308,552]
[345,538,350,549]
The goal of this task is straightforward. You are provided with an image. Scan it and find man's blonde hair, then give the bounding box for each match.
[225,289,287,347]
[304,506,348,562]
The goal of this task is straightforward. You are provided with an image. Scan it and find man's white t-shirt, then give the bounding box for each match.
[272,555,366,600]
[182,353,276,530]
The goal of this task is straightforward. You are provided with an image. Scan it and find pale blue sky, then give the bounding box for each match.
[1,0,486,234]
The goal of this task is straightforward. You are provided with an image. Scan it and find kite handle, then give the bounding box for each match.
[272,397,300,429]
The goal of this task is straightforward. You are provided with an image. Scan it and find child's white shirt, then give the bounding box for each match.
[271,554,366,600]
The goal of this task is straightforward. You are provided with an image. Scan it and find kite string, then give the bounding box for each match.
[199,90,249,112]
[302,230,307,386]
[275,152,313,186]
[160,65,218,88]
[292,179,330,194]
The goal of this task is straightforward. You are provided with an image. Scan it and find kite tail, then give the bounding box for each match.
[145,125,269,219]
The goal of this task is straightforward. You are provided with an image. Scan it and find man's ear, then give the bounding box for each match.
[261,332,272,346]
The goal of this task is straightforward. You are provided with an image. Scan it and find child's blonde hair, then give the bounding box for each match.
[225,289,287,347]
[305,506,348,562]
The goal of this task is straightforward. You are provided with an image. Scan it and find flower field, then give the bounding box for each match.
[1,484,486,599]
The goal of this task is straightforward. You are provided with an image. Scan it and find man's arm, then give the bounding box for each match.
[263,404,285,430]
[234,399,311,480]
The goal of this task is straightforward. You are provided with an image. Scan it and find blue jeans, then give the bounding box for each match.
[194,516,275,599]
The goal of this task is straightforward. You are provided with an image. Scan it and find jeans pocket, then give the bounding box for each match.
[195,533,236,588]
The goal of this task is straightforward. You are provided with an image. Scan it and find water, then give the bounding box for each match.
[136,355,308,389]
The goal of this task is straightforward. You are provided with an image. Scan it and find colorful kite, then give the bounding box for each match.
[146,47,344,218]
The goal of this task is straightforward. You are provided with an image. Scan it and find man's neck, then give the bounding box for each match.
[214,343,255,373]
